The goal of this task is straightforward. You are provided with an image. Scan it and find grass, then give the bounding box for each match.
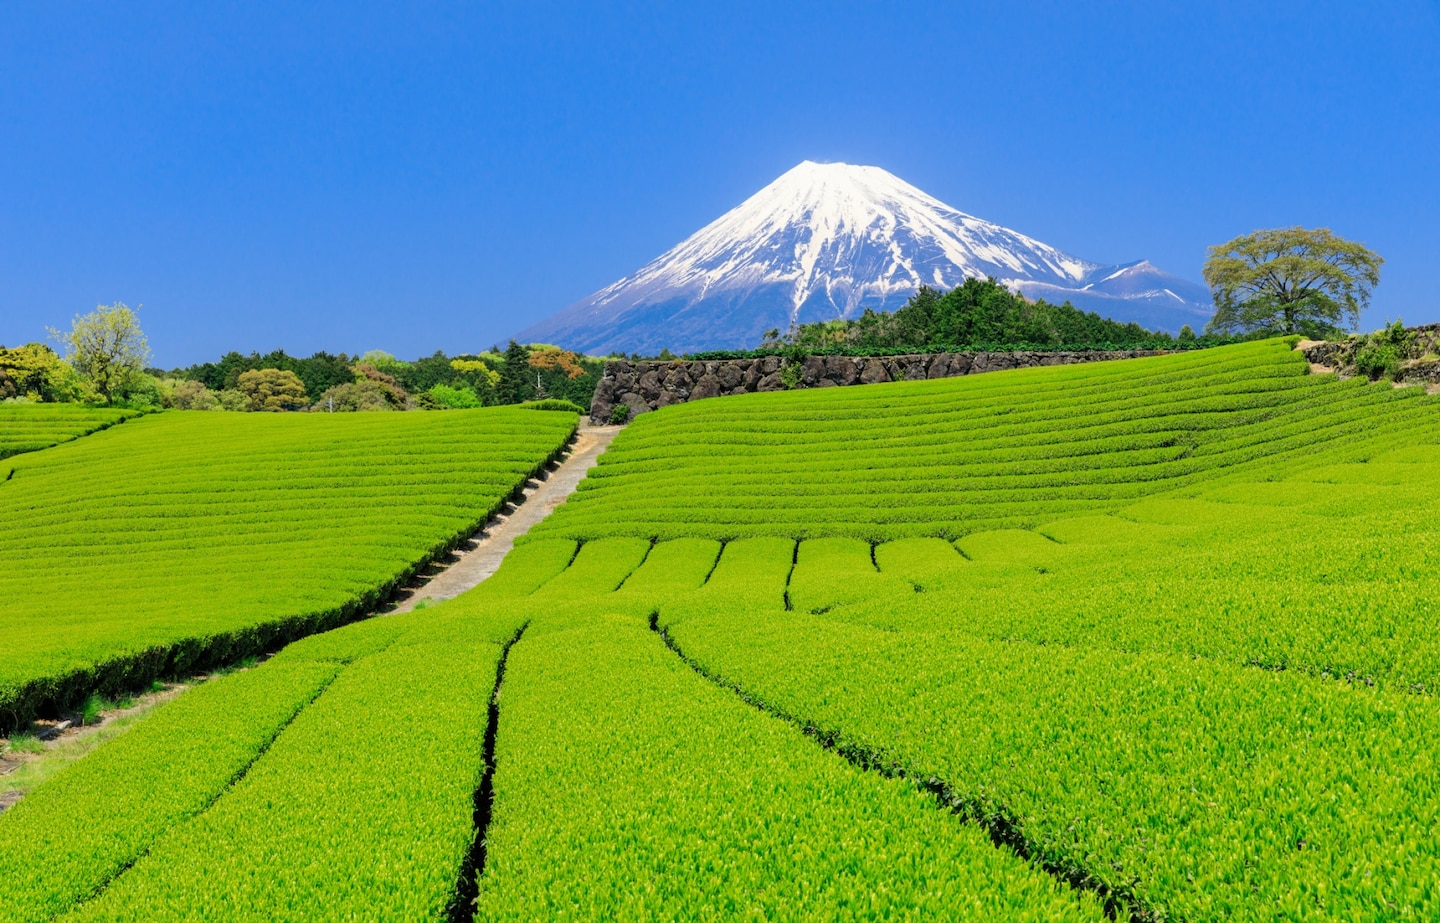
[1,712,148,796]
[3,733,45,757]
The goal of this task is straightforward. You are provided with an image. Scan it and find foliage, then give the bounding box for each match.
[1352,320,1416,381]
[357,349,408,376]
[349,363,410,408]
[7,342,1440,917]
[0,407,577,732]
[1204,226,1383,337]
[534,340,1431,543]
[169,345,599,412]
[746,278,1181,356]
[236,368,309,411]
[311,379,395,412]
[449,357,500,388]
[0,661,340,922]
[216,388,248,411]
[508,341,1440,917]
[527,347,586,380]
[520,398,584,413]
[428,383,483,409]
[0,344,88,403]
[496,340,530,405]
[166,379,219,411]
[64,642,504,922]
[608,403,632,424]
[4,733,45,755]
[180,350,356,399]
[47,303,151,405]
[469,542,1105,921]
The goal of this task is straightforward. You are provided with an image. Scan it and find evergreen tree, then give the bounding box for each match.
[496,340,531,405]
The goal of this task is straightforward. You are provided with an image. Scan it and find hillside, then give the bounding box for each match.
[0,407,576,730]
[5,344,1440,919]
[0,405,145,460]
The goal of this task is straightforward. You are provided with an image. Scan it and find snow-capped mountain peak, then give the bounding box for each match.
[518,161,1212,354]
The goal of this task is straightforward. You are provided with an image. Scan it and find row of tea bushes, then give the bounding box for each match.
[0,406,576,731]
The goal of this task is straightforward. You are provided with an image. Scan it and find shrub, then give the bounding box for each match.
[1353,321,1415,381]
[216,388,249,411]
[429,384,483,409]
[311,380,398,412]
[608,404,632,425]
[168,379,219,411]
[522,398,584,413]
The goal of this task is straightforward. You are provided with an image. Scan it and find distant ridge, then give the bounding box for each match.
[519,161,1213,354]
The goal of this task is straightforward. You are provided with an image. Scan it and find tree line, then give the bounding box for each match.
[1,305,602,412]
[0,227,1393,408]
[745,277,1210,357]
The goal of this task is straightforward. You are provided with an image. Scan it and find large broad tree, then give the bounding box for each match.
[1203,227,1383,338]
[237,368,310,411]
[49,302,151,404]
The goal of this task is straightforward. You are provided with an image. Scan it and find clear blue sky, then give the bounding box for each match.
[3,1,1437,366]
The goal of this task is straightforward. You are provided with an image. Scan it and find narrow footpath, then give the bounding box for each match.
[389,422,622,613]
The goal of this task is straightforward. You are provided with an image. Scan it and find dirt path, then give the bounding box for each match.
[1,681,196,812]
[389,423,622,613]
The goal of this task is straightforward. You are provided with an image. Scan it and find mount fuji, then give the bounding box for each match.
[518,161,1213,355]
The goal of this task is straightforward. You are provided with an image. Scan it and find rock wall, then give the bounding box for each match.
[1300,323,1440,386]
[589,350,1167,424]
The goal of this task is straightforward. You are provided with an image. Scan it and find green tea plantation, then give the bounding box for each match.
[0,406,576,730]
[4,341,1438,920]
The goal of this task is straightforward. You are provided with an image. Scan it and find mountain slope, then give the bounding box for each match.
[519,161,1212,354]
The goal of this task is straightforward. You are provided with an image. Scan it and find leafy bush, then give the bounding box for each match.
[311,379,398,412]
[428,383,483,409]
[520,398,583,413]
[166,379,219,411]
[1352,320,1415,381]
[608,403,632,424]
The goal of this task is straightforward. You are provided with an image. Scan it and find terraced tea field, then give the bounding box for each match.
[0,407,576,729]
[4,340,1438,920]
[0,404,145,460]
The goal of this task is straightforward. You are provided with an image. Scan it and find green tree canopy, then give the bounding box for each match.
[496,340,531,405]
[48,303,151,404]
[237,368,309,411]
[0,343,87,402]
[1203,227,1383,338]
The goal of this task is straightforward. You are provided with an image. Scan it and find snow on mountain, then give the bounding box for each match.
[517,161,1213,354]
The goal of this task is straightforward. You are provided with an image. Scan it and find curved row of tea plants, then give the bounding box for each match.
[1,538,1107,921]
[0,406,576,730]
[660,531,1440,920]
[0,403,144,460]
[10,340,1440,919]
[533,339,1436,541]
[0,540,579,923]
[508,340,1440,918]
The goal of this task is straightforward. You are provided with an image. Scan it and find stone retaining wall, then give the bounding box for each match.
[589,350,1166,424]
[1300,323,1440,386]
